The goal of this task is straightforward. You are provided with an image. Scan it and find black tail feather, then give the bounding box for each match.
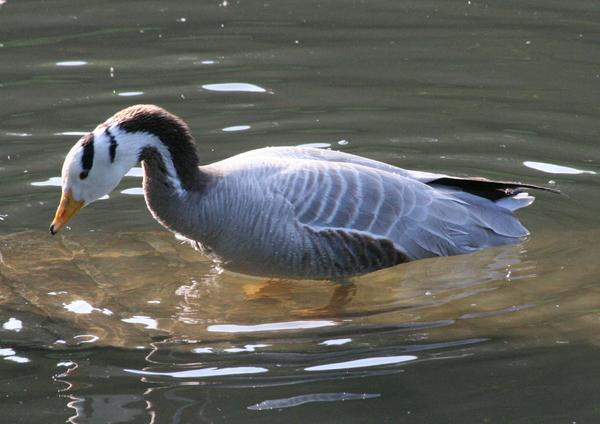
[428,177,560,201]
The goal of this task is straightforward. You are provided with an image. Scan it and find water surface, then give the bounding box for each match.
[1,0,599,422]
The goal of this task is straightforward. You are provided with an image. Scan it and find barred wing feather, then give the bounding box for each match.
[271,158,528,262]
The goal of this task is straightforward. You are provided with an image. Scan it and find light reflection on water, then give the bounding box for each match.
[304,355,418,372]
[222,124,251,132]
[207,320,339,333]
[119,187,144,196]
[523,160,597,175]
[116,91,145,97]
[201,82,267,93]
[53,132,88,137]
[124,366,269,378]
[2,317,22,332]
[55,61,88,67]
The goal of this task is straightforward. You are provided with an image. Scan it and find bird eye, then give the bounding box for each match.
[80,171,89,179]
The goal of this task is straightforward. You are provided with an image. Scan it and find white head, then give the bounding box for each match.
[50,104,199,234]
[62,127,137,205]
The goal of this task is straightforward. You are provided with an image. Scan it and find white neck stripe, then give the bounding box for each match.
[100,125,185,195]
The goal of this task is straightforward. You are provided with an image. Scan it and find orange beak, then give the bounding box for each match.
[49,191,84,235]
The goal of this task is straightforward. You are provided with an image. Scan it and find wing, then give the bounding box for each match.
[269,159,529,262]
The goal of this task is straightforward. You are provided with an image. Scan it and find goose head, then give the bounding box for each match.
[50,104,199,234]
[49,130,125,235]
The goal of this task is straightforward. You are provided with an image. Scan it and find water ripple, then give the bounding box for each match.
[248,392,380,410]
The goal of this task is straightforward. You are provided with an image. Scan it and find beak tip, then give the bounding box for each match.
[50,191,84,236]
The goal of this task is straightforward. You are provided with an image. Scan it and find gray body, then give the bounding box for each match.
[144,146,531,279]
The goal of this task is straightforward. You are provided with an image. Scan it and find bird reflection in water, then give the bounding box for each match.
[38,237,539,424]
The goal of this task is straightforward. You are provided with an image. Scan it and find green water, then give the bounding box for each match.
[1,0,599,422]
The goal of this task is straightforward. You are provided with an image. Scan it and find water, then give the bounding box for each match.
[1,0,599,422]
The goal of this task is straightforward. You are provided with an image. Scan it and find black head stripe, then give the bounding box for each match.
[80,133,94,179]
[106,128,118,163]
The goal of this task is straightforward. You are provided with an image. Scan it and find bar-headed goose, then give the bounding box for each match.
[50,105,554,279]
